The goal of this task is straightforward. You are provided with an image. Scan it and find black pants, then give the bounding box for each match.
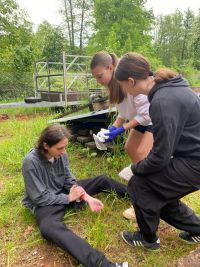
[35,175,127,267]
[128,157,200,242]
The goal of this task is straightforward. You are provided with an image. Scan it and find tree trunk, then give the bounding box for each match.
[69,0,75,49]
[63,0,72,47]
[79,0,85,52]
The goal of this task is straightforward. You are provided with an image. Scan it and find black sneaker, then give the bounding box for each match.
[121,230,160,251]
[179,231,200,244]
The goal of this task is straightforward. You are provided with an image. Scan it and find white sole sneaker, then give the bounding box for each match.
[118,165,133,181]
[123,206,135,220]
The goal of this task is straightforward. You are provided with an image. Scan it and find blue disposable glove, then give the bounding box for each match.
[108,125,117,132]
[105,126,125,142]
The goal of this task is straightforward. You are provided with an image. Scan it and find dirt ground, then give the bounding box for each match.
[177,246,200,267]
[10,244,77,267]
[0,113,46,122]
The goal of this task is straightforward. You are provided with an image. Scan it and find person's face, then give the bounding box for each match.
[118,78,143,97]
[92,65,114,86]
[43,137,68,159]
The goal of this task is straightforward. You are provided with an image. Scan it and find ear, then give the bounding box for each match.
[43,142,49,150]
[108,64,114,71]
[128,77,136,86]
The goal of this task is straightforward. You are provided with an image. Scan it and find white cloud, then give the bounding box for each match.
[17,0,62,29]
[145,0,200,15]
[16,0,200,30]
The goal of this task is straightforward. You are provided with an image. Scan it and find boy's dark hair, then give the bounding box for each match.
[36,124,70,155]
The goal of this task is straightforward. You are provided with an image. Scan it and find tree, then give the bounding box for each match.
[189,11,200,69]
[34,21,68,61]
[87,0,154,55]
[59,0,93,53]
[153,9,195,68]
[181,9,195,62]
[0,0,35,99]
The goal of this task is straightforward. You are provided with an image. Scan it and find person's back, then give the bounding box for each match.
[114,51,200,251]
[149,75,200,159]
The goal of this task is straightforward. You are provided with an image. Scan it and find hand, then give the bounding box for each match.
[69,185,86,202]
[118,165,134,181]
[96,128,110,143]
[105,126,125,142]
[81,193,104,213]
[108,125,117,132]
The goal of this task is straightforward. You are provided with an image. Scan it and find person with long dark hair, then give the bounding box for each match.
[22,124,128,267]
[114,52,200,250]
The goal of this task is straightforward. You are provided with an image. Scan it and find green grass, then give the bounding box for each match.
[0,107,200,266]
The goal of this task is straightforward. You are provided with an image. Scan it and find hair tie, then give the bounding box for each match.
[149,71,154,76]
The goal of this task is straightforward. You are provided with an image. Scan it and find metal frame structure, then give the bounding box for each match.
[0,52,107,110]
[34,53,106,107]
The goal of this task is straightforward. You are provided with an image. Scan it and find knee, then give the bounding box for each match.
[124,142,130,153]
[124,142,136,161]
[135,148,146,162]
[94,175,109,183]
[39,219,62,240]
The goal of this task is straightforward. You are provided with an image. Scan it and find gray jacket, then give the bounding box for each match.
[22,149,77,213]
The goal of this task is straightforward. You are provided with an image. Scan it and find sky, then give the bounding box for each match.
[16,0,200,30]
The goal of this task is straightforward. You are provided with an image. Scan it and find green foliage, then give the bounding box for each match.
[87,0,154,55]
[189,11,200,69]
[59,0,93,53]
[180,65,200,86]
[1,108,200,266]
[0,0,35,99]
[153,9,200,70]
[34,21,69,61]
[1,0,200,101]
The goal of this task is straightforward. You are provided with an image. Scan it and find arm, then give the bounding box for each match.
[62,154,77,190]
[70,185,104,212]
[132,98,182,174]
[81,191,104,212]
[123,118,139,130]
[112,117,125,128]
[133,94,151,126]
[23,165,70,206]
[113,116,139,130]
[108,94,151,134]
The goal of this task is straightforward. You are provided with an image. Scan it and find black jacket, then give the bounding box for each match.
[132,75,200,175]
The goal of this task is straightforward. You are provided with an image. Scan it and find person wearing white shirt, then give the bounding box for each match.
[91,51,153,219]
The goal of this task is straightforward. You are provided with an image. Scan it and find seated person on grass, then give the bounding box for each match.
[22,124,128,267]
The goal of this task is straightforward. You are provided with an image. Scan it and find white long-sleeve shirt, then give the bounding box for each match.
[116,94,152,126]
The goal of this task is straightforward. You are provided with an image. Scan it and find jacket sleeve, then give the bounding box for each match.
[133,94,151,126]
[132,98,182,174]
[22,160,70,206]
[62,154,77,190]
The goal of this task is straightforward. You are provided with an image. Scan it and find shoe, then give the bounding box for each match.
[121,230,160,251]
[123,206,135,220]
[179,231,200,244]
[110,262,128,267]
[118,165,133,181]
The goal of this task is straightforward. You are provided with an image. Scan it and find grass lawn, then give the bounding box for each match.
[0,107,200,267]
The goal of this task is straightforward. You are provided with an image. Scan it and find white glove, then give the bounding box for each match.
[118,165,134,181]
[96,128,109,143]
[93,133,107,150]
